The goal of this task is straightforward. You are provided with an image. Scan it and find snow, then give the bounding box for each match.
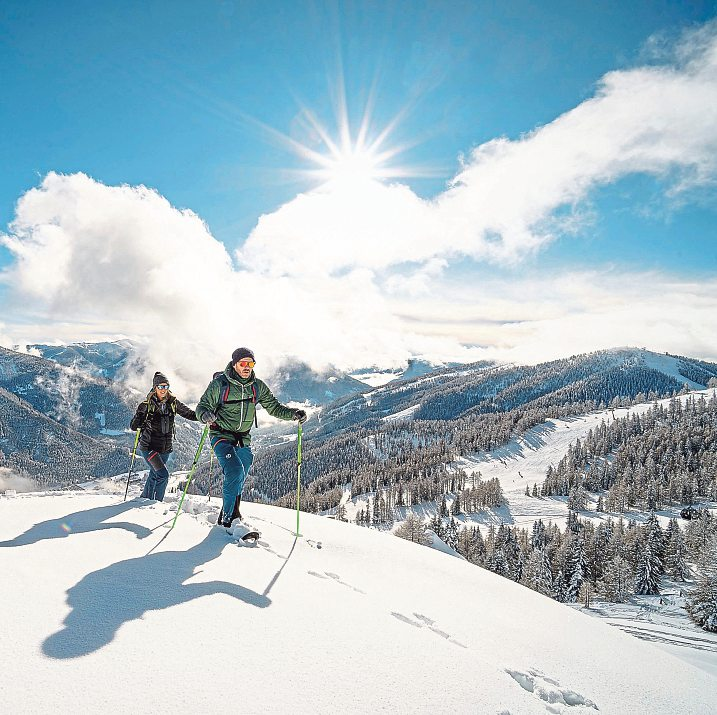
[572,585,717,678]
[350,370,402,387]
[638,350,705,390]
[453,390,716,529]
[1,483,716,714]
[381,403,420,422]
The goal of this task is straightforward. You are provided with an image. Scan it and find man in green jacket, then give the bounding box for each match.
[196,347,307,528]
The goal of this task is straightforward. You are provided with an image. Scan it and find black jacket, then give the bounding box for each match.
[130,392,197,453]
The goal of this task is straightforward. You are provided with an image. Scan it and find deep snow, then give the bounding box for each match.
[1,484,716,714]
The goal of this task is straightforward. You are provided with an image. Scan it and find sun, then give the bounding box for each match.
[319,146,382,186]
[244,80,436,191]
[290,103,405,189]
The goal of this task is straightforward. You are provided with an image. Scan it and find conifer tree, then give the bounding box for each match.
[553,570,567,602]
[665,518,690,581]
[686,535,717,632]
[445,517,459,550]
[451,493,461,516]
[599,555,633,603]
[634,539,662,595]
[395,513,431,546]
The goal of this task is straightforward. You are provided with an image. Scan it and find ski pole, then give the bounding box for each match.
[295,422,303,537]
[170,425,209,530]
[124,430,141,502]
[207,450,214,502]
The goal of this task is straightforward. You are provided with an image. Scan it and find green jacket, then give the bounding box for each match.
[196,362,295,445]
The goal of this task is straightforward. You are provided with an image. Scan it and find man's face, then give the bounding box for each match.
[234,358,254,378]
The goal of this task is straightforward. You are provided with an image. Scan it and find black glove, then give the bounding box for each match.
[200,410,219,424]
[293,409,307,424]
[130,403,148,430]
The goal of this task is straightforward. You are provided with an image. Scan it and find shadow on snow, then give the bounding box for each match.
[42,526,270,659]
[0,500,153,547]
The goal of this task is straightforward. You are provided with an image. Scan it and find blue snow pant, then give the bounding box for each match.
[139,449,172,501]
[211,436,253,521]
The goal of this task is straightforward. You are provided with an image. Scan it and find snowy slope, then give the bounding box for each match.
[1,487,716,714]
[452,390,716,527]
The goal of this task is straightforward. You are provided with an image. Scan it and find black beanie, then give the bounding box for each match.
[152,371,169,387]
[231,347,255,363]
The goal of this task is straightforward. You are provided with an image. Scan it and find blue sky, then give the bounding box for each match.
[1,1,717,383]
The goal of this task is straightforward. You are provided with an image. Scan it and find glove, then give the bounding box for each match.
[293,409,307,424]
[200,410,219,424]
[130,403,148,430]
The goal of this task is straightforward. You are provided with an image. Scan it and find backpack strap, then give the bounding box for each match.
[251,383,258,428]
[214,372,258,427]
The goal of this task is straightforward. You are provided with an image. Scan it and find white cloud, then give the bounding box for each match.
[391,270,717,364]
[240,22,717,275]
[1,173,472,396]
[2,24,717,385]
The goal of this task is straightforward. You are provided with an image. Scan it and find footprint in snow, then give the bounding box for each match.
[506,668,598,712]
[390,612,467,649]
[307,570,365,594]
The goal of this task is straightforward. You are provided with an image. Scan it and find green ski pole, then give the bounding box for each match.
[170,425,209,530]
[295,422,303,537]
[124,430,141,502]
[207,450,214,502]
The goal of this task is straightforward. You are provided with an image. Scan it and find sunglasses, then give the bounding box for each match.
[156,384,169,390]
[236,360,255,368]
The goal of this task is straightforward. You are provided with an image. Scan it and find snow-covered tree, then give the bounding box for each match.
[665,518,690,581]
[634,538,662,595]
[599,555,633,603]
[686,535,717,632]
[522,547,553,597]
[456,525,485,564]
[395,513,431,546]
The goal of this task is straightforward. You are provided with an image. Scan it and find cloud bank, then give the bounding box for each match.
[2,23,717,394]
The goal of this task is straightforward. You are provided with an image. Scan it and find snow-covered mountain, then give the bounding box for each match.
[350,357,473,387]
[270,358,368,404]
[28,339,139,379]
[248,347,717,506]
[1,485,714,714]
[0,345,201,484]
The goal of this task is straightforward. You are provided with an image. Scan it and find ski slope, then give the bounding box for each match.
[1,485,716,714]
[453,390,716,530]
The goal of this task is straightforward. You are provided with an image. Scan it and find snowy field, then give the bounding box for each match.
[1,482,716,714]
[340,390,717,677]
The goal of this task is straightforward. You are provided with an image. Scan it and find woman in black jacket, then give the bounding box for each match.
[130,371,197,501]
